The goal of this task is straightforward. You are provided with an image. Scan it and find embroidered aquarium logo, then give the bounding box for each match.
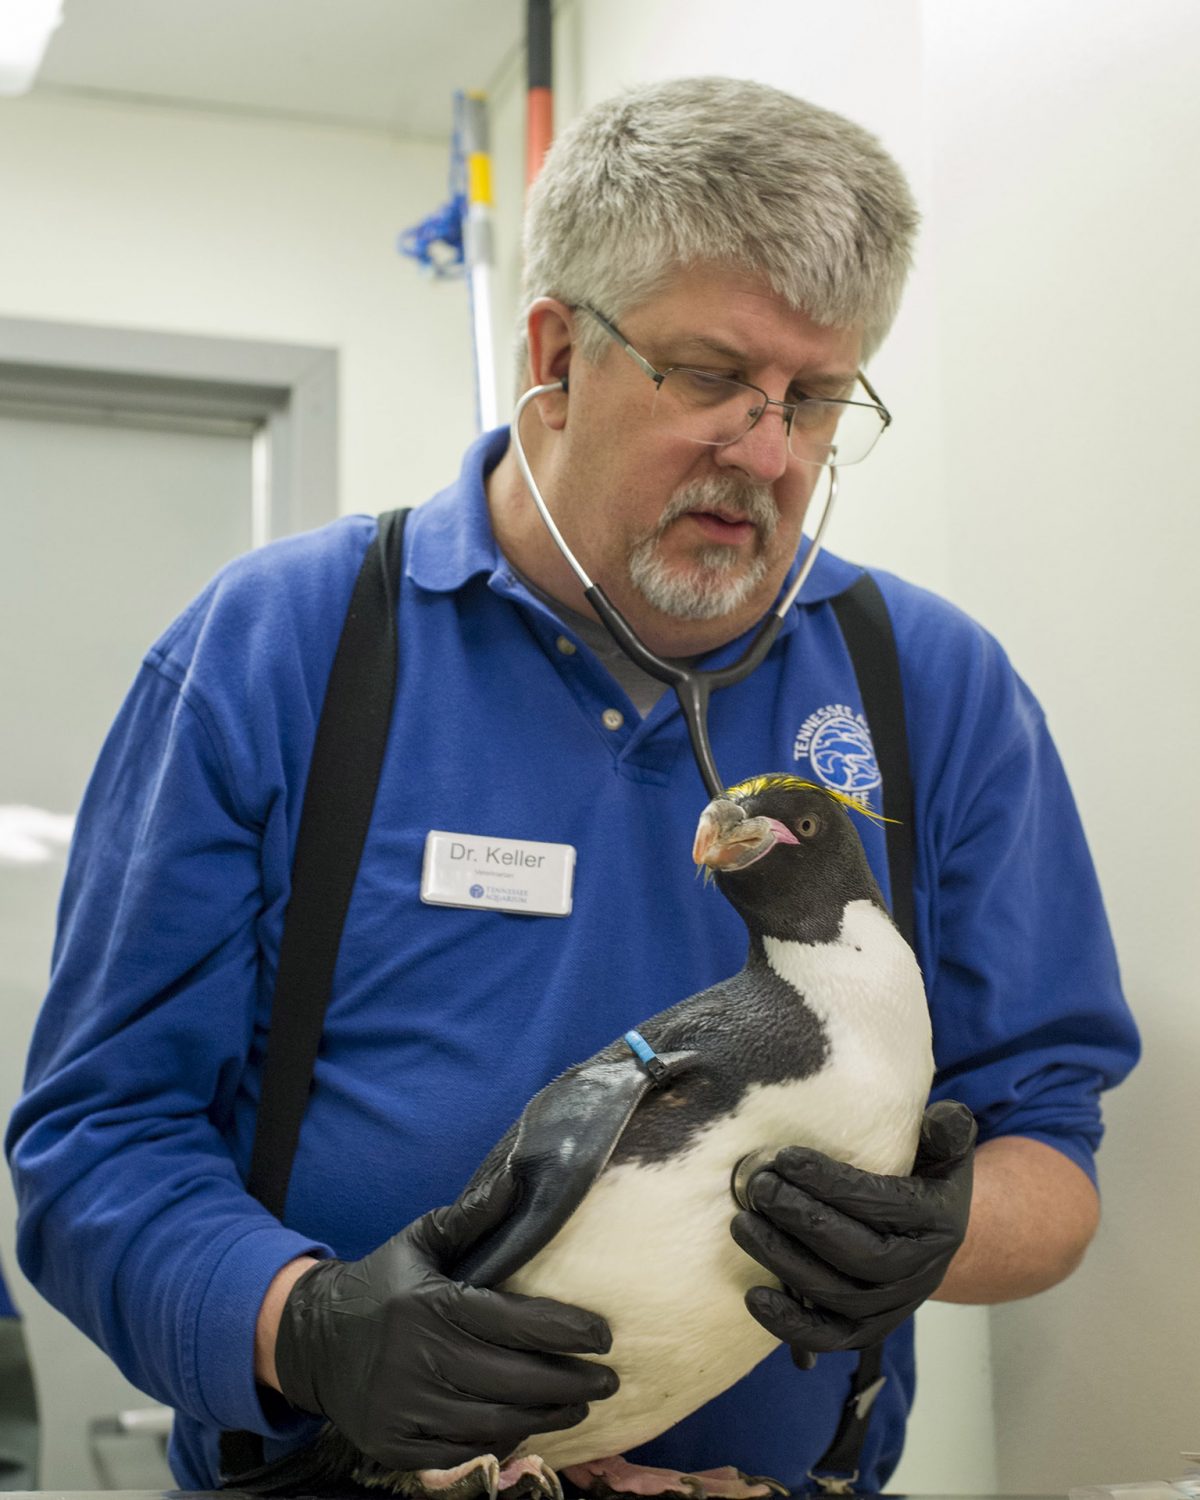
[793,704,881,802]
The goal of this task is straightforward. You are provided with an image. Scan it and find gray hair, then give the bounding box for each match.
[518,76,918,378]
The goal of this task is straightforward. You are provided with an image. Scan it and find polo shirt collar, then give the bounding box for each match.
[405,426,510,593]
[405,424,863,610]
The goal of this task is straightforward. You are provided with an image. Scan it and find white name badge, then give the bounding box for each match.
[420,830,576,917]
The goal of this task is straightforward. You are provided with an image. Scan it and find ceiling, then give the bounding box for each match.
[34,0,528,140]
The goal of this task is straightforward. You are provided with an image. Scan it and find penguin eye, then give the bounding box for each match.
[795,814,822,839]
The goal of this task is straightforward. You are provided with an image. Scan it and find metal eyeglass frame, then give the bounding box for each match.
[577,303,892,465]
[510,303,894,797]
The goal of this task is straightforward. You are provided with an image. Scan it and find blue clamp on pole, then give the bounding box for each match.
[397,92,467,278]
[623,1029,669,1086]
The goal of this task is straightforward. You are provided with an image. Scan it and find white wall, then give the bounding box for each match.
[0,90,478,513]
[925,0,1200,1490]
[489,0,1200,1492]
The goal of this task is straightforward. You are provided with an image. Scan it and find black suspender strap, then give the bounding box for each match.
[830,571,916,948]
[246,508,409,1217]
[221,508,408,1480]
[806,570,915,1496]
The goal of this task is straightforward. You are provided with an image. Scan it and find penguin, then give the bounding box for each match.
[236,777,934,1500]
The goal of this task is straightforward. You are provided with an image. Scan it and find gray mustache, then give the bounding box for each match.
[654,477,779,538]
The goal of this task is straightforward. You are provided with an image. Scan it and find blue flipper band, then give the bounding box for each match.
[623,1029,668,1085]
[623,1029,654,1064]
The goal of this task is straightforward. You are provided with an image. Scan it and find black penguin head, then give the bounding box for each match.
[693,775,888,944]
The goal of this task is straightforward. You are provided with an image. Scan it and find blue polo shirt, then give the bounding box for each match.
[6,429,1138,1492]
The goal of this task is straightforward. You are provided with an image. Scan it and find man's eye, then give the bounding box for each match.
[667,369,743,406]
[789,399,840,434]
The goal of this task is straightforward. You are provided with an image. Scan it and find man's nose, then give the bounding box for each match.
[714,405,791,484]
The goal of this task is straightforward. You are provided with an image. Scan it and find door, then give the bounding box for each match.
[0,379,288,1487]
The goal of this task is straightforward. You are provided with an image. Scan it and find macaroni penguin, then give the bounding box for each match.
[235,776,934,1500]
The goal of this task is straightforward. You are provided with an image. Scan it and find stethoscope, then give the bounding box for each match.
[511,380,840,800]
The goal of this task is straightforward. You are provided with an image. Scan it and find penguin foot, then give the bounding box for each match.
[357,1454,562,1500]
[360,1454,502,1500]
[681,1469,788,1498]
[562,1456,786,1499]
[498,1455,565,1499]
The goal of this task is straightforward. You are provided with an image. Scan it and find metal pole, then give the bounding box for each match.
[526,0,553,189]
[461,91,498,432]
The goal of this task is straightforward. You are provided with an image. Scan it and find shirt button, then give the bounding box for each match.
[556,635,577,656]
[602,708,624,731]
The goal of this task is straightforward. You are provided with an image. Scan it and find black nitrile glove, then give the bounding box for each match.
[730,1100,977,1363]
[274,1169,618,1471]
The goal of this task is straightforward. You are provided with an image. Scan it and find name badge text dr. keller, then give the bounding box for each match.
[420,830,576,917]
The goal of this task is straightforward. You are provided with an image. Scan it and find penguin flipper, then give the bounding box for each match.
[454,1049,698,1288]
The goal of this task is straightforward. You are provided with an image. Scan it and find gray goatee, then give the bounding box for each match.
[627,476,779,621]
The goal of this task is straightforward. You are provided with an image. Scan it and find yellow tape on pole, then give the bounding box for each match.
[467,151,493,207]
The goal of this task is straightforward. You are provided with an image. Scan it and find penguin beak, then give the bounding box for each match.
[693,799,800,872]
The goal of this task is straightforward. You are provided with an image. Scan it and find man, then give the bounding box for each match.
[6,78,1137,1494]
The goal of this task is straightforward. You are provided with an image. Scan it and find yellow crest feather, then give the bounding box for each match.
[721,773,899,826]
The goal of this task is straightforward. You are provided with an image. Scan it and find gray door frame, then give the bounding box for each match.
[0,315,338,541]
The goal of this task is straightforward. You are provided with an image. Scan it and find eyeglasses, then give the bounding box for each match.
[577,305,890,468]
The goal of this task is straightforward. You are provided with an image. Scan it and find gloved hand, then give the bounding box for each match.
[730,1100,977,1364]
[274,1169,618,1471]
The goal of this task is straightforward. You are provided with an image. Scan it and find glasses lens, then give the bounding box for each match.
[654,369,763,447]
[654,369,886,467]
[788,397,886,467]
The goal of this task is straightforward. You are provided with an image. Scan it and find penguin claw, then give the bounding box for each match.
[688,1470,788,1498]
[360,1454,502,1500]
[348,1452,563,1500]
[561,1457,782,1499]
[498,1454,563,1499]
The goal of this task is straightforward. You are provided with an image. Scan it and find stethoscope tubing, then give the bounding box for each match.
[511,381,839,798]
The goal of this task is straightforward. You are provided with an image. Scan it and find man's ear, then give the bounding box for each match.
[524,298,574,430]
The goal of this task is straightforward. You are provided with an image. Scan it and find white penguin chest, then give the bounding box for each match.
[506,900,933,1468]
[757,899,934,1171]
